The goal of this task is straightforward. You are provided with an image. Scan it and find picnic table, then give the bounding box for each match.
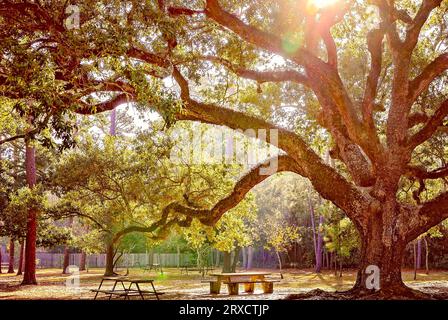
[143,263,163,274]
[92,276,163,300]
[180,265,215,276]
[204,272,279,295]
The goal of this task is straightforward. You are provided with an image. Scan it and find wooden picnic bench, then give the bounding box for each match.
[91,276,164,300]
[205,272,279,295]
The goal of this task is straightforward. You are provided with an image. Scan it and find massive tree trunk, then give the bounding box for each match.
[22,138,38,285]
[351,212,408,295]
[8,239,15,274]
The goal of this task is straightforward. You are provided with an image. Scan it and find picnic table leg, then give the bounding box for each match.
[125,282,134,300]
[135,283,145,300]
[244,283,255,293]
[150,282,160,301]
[119,281,127,300]
[210,281,221,294]
[94,279,104,300]
[109,280,118,300]
[227,283,239,295]
[261,282,274,294]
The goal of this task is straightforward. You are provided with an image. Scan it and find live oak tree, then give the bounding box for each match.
[1,0,448,297]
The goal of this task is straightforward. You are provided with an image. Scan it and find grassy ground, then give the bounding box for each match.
[0,268,447,300]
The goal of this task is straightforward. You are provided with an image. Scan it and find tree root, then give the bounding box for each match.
[285,285,448,300]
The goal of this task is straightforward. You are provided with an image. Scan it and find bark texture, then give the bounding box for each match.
[22,139,37,285]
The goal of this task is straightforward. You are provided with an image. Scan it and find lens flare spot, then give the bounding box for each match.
[281,32,303,54]
[306,0,339,14]
[311,0,339,8]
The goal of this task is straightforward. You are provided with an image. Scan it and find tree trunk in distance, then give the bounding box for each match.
[334,253,337,276]
[339,257,343,277]
[8,239,15,273]
[275,250,282,273]
[0,249,2,274]
[416,239,422,270]
[22,138,38,285]
[231,247,240,273]
[17,241,24,276]
[79,252,87,271]
[413,242,417,280]
[242,247,247,269]
[222,251,232,273]
[109,108,117,135]
[62,246,70,274]
[104,243,116,276]
[316,215,324,273]
[215,250,220,268]
[417,239,422,270]
[329,252,333,271]
[176,245,180,268]
[247,246,253,269]
[424,237,429,275]
[308,195,319,273]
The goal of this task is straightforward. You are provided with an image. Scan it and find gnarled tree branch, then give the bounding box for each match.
[408,99,448,149]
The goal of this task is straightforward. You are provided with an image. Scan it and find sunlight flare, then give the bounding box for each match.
[309,0,339,8]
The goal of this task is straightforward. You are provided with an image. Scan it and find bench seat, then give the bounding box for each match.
[222,279,280,295]
[223,280,280,284]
